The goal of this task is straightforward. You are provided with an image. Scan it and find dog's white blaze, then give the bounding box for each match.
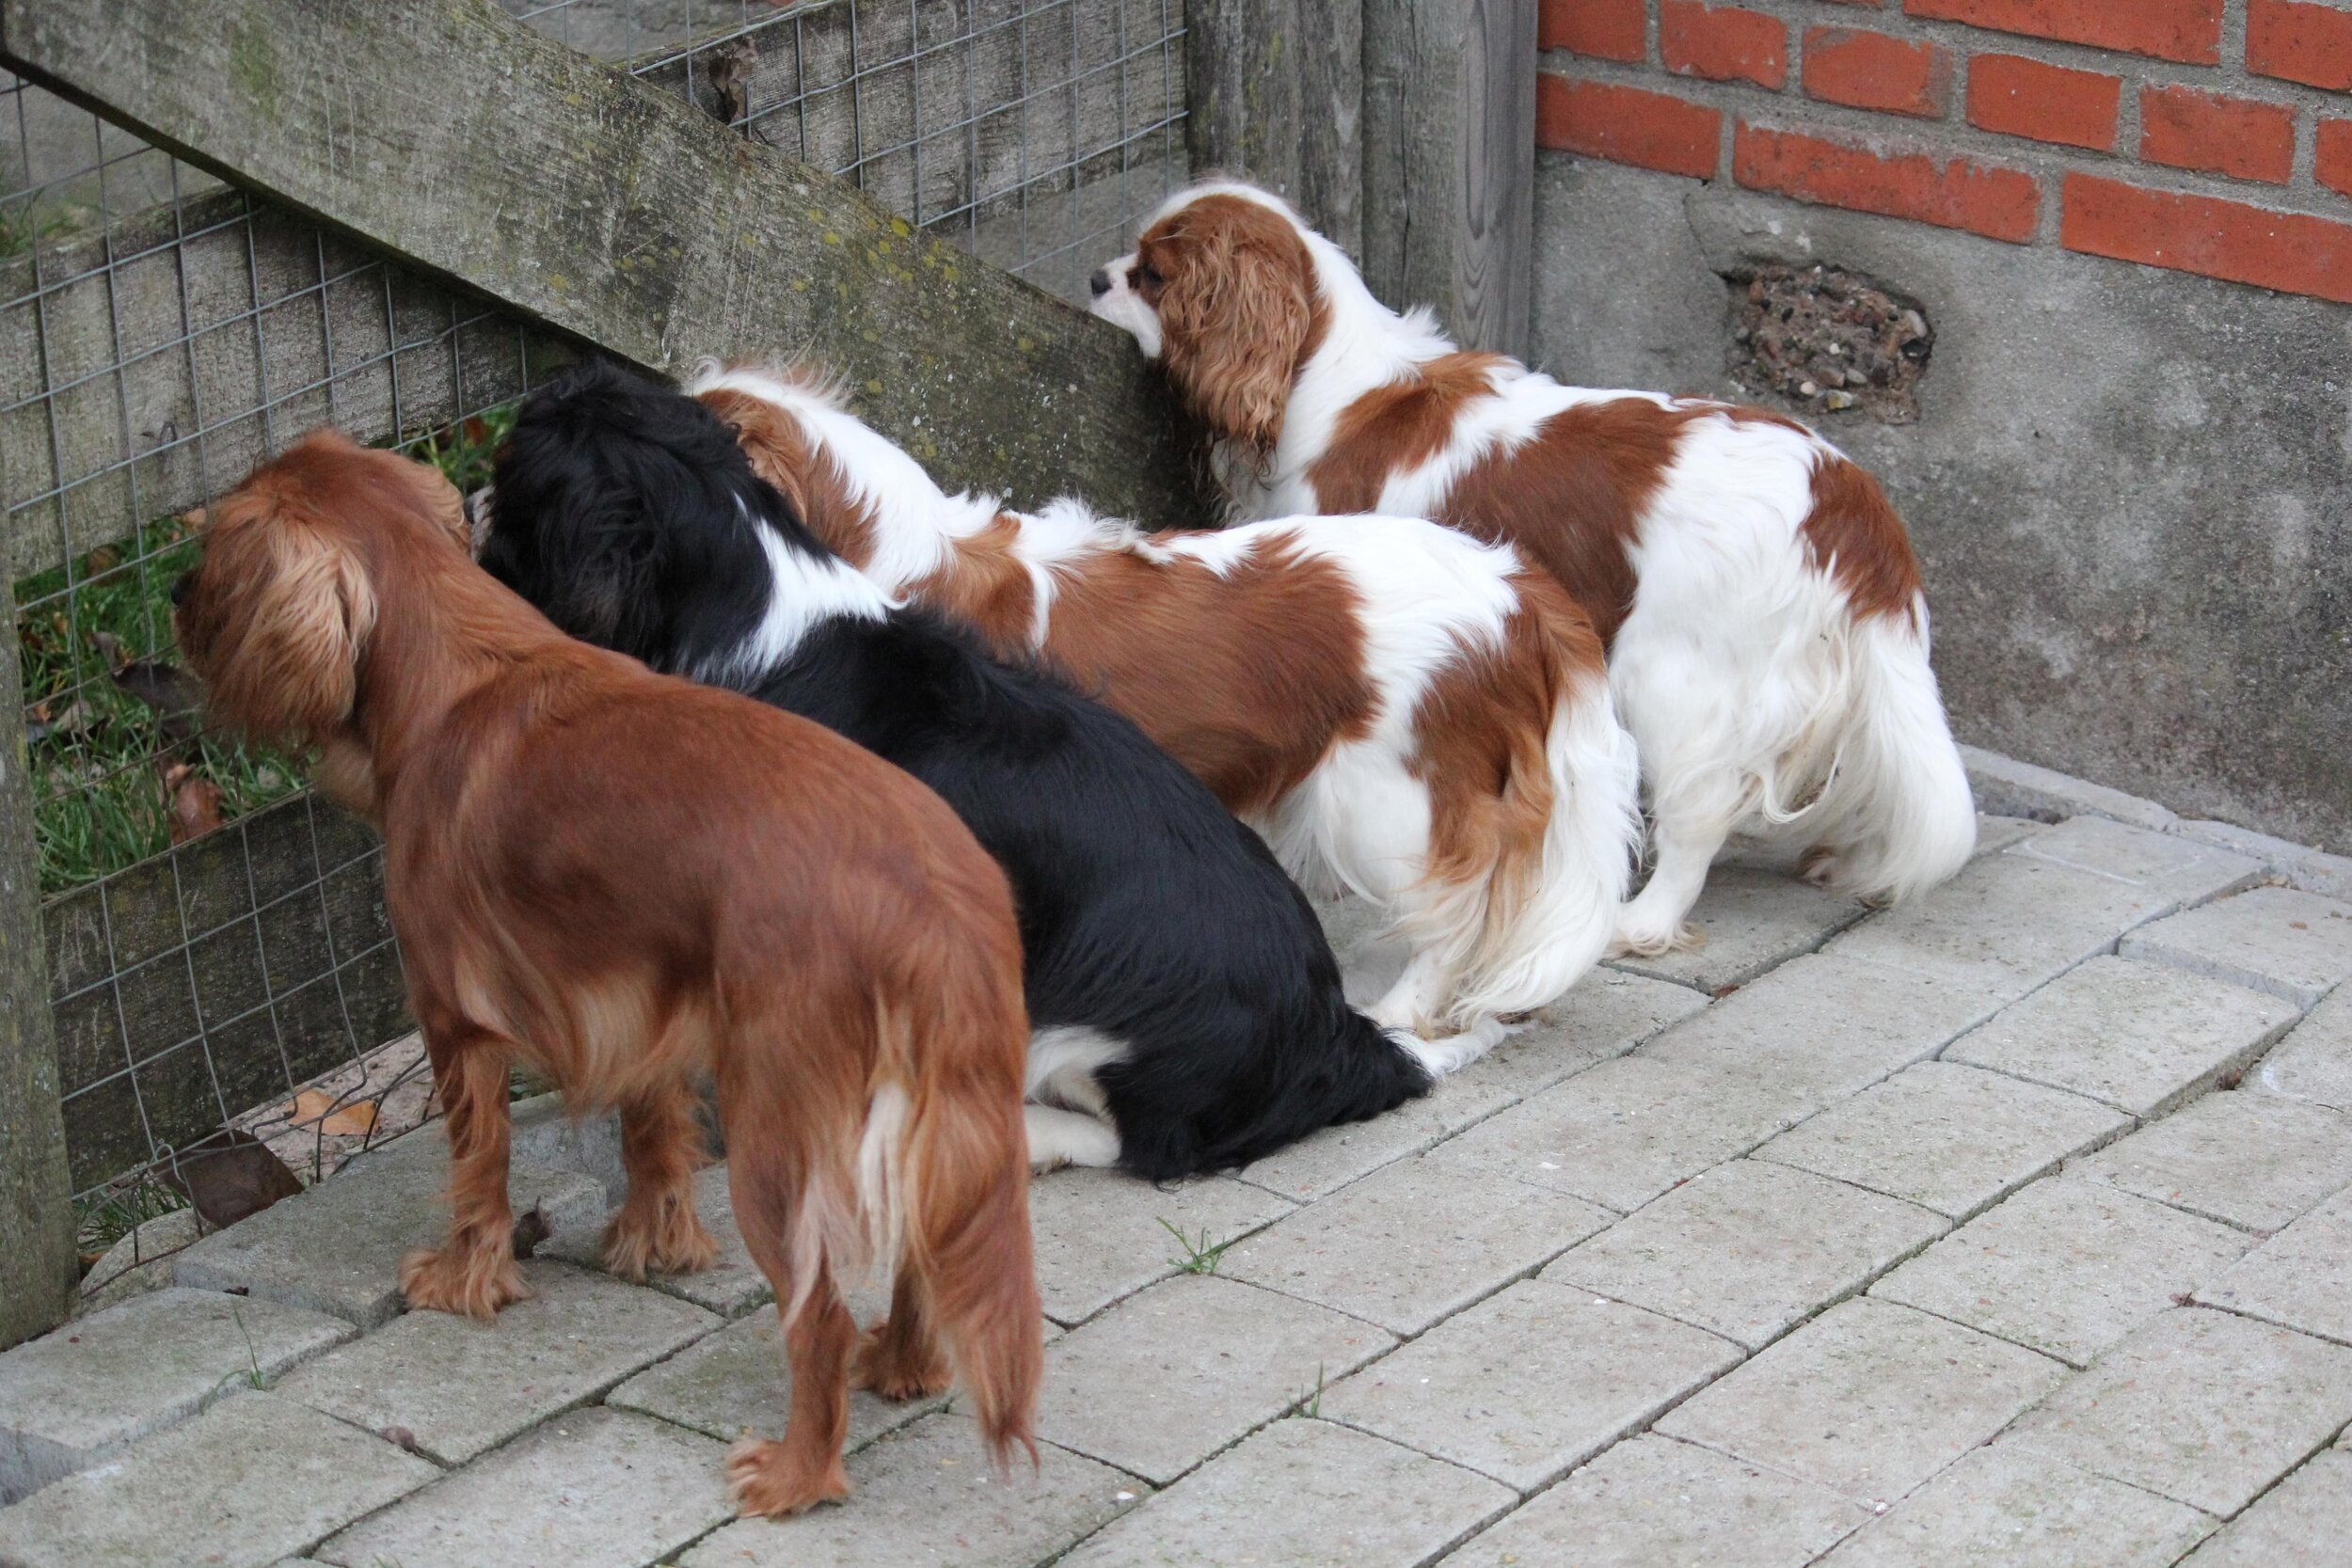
[711,501,891,682]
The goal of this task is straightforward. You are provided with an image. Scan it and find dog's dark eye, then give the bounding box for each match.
[1133,264,1163,290]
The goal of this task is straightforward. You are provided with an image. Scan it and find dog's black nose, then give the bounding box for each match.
[1089,267,1112,299]
[169,572,192,608]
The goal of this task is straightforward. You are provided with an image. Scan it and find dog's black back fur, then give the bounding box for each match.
[482,361,1429,1179]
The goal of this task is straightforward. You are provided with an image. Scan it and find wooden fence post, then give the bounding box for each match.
[0,564,77,1349]
[1363,0,1536,355]
[1185,0,1366,261]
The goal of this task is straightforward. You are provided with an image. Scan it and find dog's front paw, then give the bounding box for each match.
[727,1437,850,1517]
[400,1243,530,1320]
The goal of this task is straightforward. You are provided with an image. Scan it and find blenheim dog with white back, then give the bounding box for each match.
[689,362,1640,1036]
[1090,181,1977,954]
[170,432,1041,1518]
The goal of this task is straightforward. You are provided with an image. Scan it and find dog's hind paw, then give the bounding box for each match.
[850,1318,954,1402]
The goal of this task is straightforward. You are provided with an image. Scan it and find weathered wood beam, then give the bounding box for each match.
[0,564,77,1347]
[1363,0,1536,355]
[0,0,1208,525]
[1185,0,1364,261]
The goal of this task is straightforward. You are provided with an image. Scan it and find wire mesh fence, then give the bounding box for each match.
[0,70,568,1286]
[509,0,1189,302]
[3,0,1186,1287]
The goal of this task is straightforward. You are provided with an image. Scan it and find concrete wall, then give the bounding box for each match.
[1528,152,2352,853]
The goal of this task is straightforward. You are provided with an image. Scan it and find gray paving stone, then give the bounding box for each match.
[1961,751,2182,833]
[1947,957,2302,1117]
[507,1092,628,1204]
[2175,819,2352,904]
[1221,1157,1613,1336]
[1610,863,1869,993]
[1755,1062,2130,1220]
[2074,1089,2352,1233]
[2012,814,2258,894]
[2199,1184,2352,1344]
[275,1259,718,1465]
[1973,812,2046,855]
[1319,1283,1740,1491]
[74,1206,199,1316]
[1028,1166,1293,1325]
[1034,1274,1395,1484]
[677,1412,1144,1568]
[317,1407,731,1568]
[1057,1418,1512,1568]
[1815,1442,2216,1567]
[1428,1053,1818,1213]
[1657,1297,2069,1506]
[2179,1446,2352,1566]
[1546,1160,1946,1349]
[2255,989,2352,1111]
[2010,1307,2352,1515]
[1872,1179,2251,1368]
[0,1393,434,1568]
[543,1162,772,1318]
[605,1293,946,1451]
[0,1287,355,1503]
[1240,969,1708,1202]
[2013,1307,2352,1513]
[1434,1433,1872,1568]
[1638,952,2010,1105]
[2122,887,2352,1006]
[1826,825,2258,994]
[173,1127,609,1328]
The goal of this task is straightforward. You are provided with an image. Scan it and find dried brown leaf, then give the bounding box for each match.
[161,1131,303,1228]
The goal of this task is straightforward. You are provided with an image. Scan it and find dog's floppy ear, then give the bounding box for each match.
[177,499,377,747]
[1155,212,1316,466]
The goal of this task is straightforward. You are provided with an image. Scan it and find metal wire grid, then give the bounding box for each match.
[507,0,1190,303]
[5,0,1187,1257]
[1,68,560,1250]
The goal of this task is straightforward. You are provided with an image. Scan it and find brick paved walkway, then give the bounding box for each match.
[6,804,2352,1567]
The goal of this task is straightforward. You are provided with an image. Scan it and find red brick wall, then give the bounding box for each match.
[1536,0,2352,305]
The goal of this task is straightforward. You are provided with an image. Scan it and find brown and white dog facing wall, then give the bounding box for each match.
[686,362,1641,1037]
[171,431,1041,1517]
[1090,182,1978,955]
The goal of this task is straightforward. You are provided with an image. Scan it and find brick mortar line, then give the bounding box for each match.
[1538,48,2352,220]
[1563,0,2352,121]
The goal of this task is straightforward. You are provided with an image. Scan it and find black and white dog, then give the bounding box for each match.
[478,362,1489,1180]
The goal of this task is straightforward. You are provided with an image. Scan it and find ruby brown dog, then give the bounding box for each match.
[1089,181,1976,955]
[687,362,1640,1036]
[170,431,1041,1517]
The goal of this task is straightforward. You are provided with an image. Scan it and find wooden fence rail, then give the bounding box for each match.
[0,0,1207,527]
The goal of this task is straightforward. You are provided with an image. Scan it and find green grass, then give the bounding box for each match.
[15,405,518,897]
[1159,1216,1242,1276]
[72,1169,189,1258]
